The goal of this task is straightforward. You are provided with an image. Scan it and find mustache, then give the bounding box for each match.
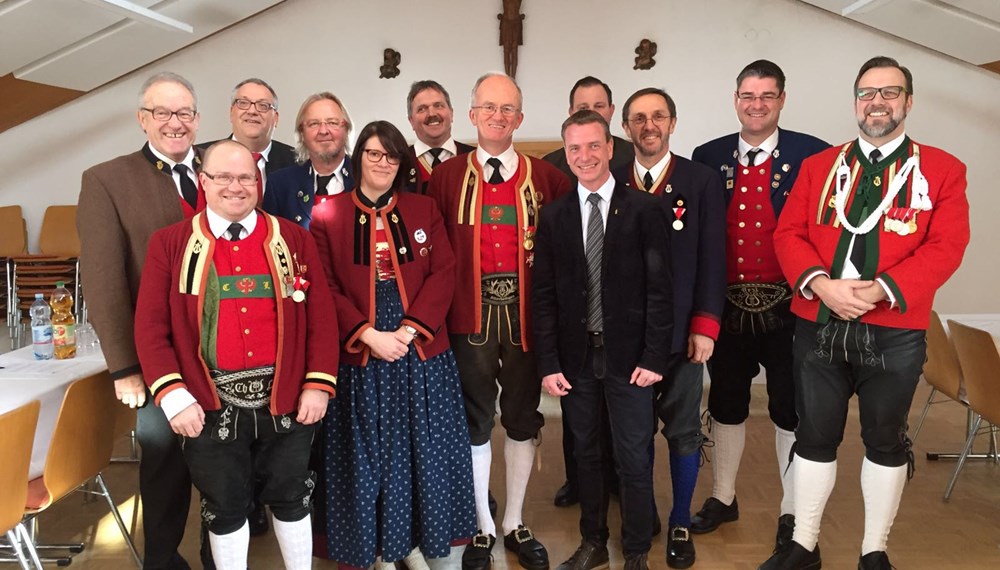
[423,114,443,125]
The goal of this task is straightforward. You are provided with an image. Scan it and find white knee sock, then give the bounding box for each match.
[402,547,431,570]
[790,455,837,551]
[208,521,250,570]
[860,458,907,555]
[710,420,745,505]
[471,442,496,536]
[272,515,313,570]
[775,427,796,516]
[502,436,536,535]
[426,546,463,569]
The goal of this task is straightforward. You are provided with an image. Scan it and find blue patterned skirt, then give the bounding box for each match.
[322,279,475,566]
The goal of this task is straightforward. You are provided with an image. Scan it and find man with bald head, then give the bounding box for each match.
[135,140,338,570]
[428,72,570,570]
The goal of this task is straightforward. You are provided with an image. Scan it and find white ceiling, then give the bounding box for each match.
[801,0,1000,66]
[0,0,284,91]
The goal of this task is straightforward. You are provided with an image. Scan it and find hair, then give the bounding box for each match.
[293,92,354,164]
[406,80,453,117]
[621,87,676,124]
[138,72,197,109]
[854,56,914,95]
[202,139,251,169]
[231,78,278,108]
[568,76,613,108]
[351,121,413,194]
[735,59,786,93]
[561,110,611,142]
[470,72,523,110]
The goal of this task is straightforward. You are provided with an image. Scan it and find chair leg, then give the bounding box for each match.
[911,386,937,443]
[944,414,983,501]
[95,473,143,568]
[15,524,43,570]
[3,529,31,570]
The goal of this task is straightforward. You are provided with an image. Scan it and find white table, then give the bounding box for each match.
[0,347,107,478]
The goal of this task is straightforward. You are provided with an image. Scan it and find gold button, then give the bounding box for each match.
[247,351,254,357]
[759,168,766,175]
[233,245,239,252]
[742,169,749,175]
[756,204,763,210]
[757,187,764,193]
[739,222,745,228]
[737,239,744,245]
[241,307,247,313]
[738,257,744,264]
[495,243,500,248]
[243,328,250,335]
[235,266,242,272]
[492,187,498,192]
[739,273,745,280]
[739,204,747,210]
[755,240,762,246]
[755,222,762,228]
[740,186,747,193]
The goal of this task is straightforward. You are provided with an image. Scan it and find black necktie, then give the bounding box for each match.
[746,148,762,166]
[429,148,445,168]
[486,157,505,184]
[227,222,244,242]
[585,193,604,332]
[642,171,654,191]
[174,164,198,209]
[849,149,883,274]
[316,173,334,196]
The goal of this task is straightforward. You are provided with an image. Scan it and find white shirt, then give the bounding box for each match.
[738,129,780,166]
[578,175,615,244]
[314,156,349,196]
[477,145,519,182]
[414,137,459,164]
[634,152,672,188]
[149,145,197,198]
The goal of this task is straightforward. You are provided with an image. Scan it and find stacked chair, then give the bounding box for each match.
[0,206,29,343]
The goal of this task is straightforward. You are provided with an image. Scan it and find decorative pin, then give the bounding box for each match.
[523,237,534,251]
[359,213,367,225]
[295,215,302,222]
[391,213,399,223]
[782,163,791,172]
[399,246,408,255]
[672,219,684,231]
[297,191,304,198]
[409,168,416,176]
[156,160,164,170]
[304,195,310,203]
[873,175,882,187]
[726,180,734,190]
[732,150,739,159]
[419,247,429,257]
[772,149,780,158]
[414,229,427,243]
[665,184,673,193]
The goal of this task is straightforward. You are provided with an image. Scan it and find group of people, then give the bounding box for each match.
[75,54,969,570]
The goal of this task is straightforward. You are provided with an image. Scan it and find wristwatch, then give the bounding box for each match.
[404,325,418,341]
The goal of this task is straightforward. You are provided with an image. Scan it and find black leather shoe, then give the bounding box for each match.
[504,525,549,570]
[652,516,662,538]
[757,542,821,570]
[623,552,648,570]
[489,490,498,519]
[462,531,495,570]
[247,504,269,537]
[666,525,695,569]
[774,514,795,553]
[554,481,579,507]
[554,541,608,570]
[690,496,739,534]
[858,551,894,569]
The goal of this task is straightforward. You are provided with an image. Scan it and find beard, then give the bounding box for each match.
[858,107,906,139]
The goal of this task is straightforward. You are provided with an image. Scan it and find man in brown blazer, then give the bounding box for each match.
[77,71,204,570]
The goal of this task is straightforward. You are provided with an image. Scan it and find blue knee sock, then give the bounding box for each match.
[668,450,700,527]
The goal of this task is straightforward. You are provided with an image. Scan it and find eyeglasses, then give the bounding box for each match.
[202,172,258,187]
[233,98,277,113]
[736,92,781,102]
[141,107,197,122]
[472,104,520,117]
[628,113,672,127]
[303,118,348,131]
[856,86,906,101]
[363,149,400,166]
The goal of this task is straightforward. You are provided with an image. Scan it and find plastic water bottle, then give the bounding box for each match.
[30,293,54,360]
[50,281,77,360]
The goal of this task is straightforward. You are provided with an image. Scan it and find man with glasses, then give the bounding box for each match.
[427,72,570,570]
[200,78,296,205]
[262,92,355,228]
[77,71,203,570]
[615,87,726,569]
[135,139,338,570]
[758,57,970,570]
[405,80,475,194]
[688,60,828,552]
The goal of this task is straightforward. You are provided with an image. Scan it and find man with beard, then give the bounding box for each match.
[615,88,726,569]
[688,60,828,551]
[199,78,296,205]
[262,92,355,228]
[758,56,969,570]
[405,80,475,194]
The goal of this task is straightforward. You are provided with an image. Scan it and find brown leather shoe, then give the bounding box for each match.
[554,541,608,570]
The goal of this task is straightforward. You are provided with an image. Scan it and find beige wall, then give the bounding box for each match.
[1,0,997,312]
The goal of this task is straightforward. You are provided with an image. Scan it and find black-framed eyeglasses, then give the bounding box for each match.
[736,92,781,102]
[628,113,672,127]
[471,103,520,117]
[202,172,257,187]
[363,149,401,166]
[856,86,907,101]
[141,107,197,122]
[233,98,277,113]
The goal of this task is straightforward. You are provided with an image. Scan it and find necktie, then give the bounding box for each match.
[585,193,604,332]
[849,149,883,275]
[429,148,445,168]
[174,164,198,209]
[746,148,762,166]
[486,157,505,184]
[251,152,264,203]
[316,173,333,196]
[227,222,245,242]
[643,171,654,191]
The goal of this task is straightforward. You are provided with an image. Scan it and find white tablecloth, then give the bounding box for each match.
[0,347,108,478]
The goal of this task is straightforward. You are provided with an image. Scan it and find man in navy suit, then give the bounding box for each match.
[533,110,672,570]
[688,60,828,552]
[262,92,355,228]
[404,80,475,194]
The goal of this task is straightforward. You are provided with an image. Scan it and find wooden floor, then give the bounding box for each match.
[17,379,999,570]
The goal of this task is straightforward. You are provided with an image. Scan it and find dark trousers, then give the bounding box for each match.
[563,342,655,556]
[793,318,925,466]
[560,397,617,489]
[654,356,706,455]
[138,403,192,570]
[708,301,797,430]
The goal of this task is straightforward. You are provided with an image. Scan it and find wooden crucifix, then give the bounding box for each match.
[498,0,524,78]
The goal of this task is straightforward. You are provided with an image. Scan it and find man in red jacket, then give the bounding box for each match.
[758,57,970,570]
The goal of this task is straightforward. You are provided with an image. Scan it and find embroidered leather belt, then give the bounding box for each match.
[209,366,275,409]
[723,282,793,335]
[481,273,519,305]
[726,282,791,313]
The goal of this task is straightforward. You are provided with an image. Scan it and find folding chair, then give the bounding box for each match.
[911,310,965,443]
[0,401,42,569]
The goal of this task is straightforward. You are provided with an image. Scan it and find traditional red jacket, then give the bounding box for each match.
[775,138,969,329]
[310,190,456,366]
[135,210,339,416]
[427,151,571,350]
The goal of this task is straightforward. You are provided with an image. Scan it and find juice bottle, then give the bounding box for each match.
[50,281,76,359]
